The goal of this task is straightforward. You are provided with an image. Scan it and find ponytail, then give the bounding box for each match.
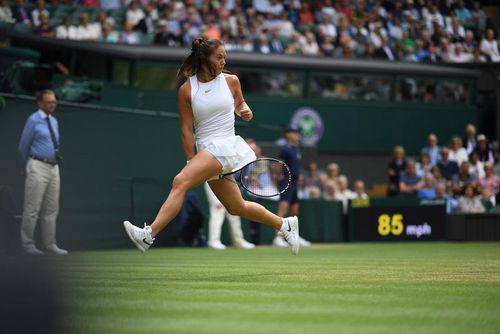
[177,38,224,78]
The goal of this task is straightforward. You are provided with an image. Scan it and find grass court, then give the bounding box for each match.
[60,243,500,334]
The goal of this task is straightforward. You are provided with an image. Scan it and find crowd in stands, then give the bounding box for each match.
[387,124,500,213]
[294,160,369,213]
[1,0,499,63]
[287,123,500,214]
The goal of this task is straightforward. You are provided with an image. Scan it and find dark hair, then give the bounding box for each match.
[36,89,55,101]
[177,38,224,78]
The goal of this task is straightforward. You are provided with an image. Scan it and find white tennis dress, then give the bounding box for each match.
[189,73,256,175]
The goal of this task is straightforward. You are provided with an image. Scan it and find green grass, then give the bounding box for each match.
[60,243,500,334]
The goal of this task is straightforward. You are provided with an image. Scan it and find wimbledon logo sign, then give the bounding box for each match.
[291,107,324,146]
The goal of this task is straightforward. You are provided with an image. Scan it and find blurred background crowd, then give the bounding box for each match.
[1,0,499,63]
[286,123,499,214]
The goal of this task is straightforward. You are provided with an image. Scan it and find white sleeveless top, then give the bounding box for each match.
[188,73,255,174]
[189,73,235,146]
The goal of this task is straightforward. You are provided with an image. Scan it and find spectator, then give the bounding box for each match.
[435,181,458,213]
[462,30,477,54]
[421,133,440,166]
[12,0,31,25]
[318,14,337,40]
[471,1,487,35]
[254,34,271,54]
[56,16,76,40]
[298,2,315,27]
[374,35,395,61]
[304,161,322,198]
[399,160,422,197]
[480,29,500,62]
[464,123,477,155]
[81,0,98,8]
[494,150,500,177]
[322,179,337,201]
[134,4,156,34]
[474,134,494,163]
[416,151,432,177]
[449,136,468,166]
[0,0,14,23]
[154,19,177,46]
[277,11,294,39]
[31,0,48,27]
[75,13,98,40]
[447,17,465,43]
[99,22,119,43]
[417,174,436,199]
[477,162,500,206]
[353,179,368,199]
[100,0,121,11]
[34,12,54,37]
[457,184,485,213]
[437,147,459,181]
[454,0,472,27]
[90,10,108,39]
[269,30,284,53]
[451,161,476,196]
[297,174,309,200]
[325,162,340,191]
[448,43,472,63]
[285,31,303,55]
[387,145,406,196]
[335,174,355,213]
[431,165,445,185]
[302,31,320,56]
[469,151,485,180]
[120,21,140,44]
[126,0,145,27]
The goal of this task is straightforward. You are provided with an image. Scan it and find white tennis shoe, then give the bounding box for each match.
[123,221,154,252]
[280,216,300,255]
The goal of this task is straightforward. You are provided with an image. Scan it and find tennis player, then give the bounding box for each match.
[123,38,299,254]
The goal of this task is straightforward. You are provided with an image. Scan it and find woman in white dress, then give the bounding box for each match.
[123,38,299,254]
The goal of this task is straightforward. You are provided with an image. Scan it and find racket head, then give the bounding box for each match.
[238,158,291,198]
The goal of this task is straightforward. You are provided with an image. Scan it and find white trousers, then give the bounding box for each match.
[207,203,247,246]
[204,182,247,246]
[20,158,60,250]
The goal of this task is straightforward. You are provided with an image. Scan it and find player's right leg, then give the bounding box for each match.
[123,150,222,252]
[209,179,299,255]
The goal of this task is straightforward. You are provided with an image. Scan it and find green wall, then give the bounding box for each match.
[100,84,477,155]
[1,97,185,249]
[0,95,476,250]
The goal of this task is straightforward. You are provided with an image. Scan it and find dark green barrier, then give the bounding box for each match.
[0,97,185,250]
[349,198,446,241]
[221,199,344,245]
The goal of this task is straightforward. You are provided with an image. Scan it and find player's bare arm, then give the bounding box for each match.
[178,81,195,161]
[226,74,253,121]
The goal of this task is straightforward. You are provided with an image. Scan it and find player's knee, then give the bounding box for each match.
[225,203,243,216]
[171,173,189,192]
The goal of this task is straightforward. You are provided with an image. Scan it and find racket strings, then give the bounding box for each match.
[240,159,290,197]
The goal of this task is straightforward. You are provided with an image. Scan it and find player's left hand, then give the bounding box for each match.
[239,107,253,121]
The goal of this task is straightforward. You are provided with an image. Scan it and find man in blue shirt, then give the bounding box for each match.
[18,90,67,256]
[273,125,311,247]
[421,133,440,167]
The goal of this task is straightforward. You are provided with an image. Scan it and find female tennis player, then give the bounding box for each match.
[123,38,299,254]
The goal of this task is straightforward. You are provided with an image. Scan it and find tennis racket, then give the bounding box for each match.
[218,158,291,198]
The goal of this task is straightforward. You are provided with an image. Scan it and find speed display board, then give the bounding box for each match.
[350,202,446,241]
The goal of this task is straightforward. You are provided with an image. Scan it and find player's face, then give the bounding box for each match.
[208,46,226,75]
